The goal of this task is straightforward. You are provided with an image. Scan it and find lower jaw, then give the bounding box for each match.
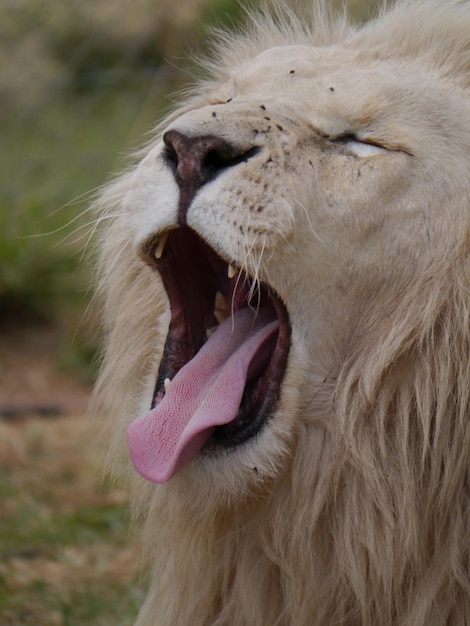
[211,397,276,448]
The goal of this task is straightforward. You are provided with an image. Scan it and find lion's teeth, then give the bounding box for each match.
[206,326,217,339]
[228,263,237,279]
[214,309,228,324]
[215,291,229,313]
[214,291,230,324]
[164,377,171,392]
[155,231,170,259]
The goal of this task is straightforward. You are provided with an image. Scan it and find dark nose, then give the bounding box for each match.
[163,129,258,224]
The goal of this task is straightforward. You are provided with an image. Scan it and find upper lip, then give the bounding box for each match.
[146,226,291,448]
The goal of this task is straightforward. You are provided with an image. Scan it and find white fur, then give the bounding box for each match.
[93,1,470,624]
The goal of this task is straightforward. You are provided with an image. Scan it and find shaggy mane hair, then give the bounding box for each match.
[93,1,470,624]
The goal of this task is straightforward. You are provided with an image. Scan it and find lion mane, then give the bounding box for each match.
[93,1,470,624]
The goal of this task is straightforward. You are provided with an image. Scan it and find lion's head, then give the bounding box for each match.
[93,1,470,624]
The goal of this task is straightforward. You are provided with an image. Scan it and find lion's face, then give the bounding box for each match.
[96,4,470,623]
[114,42,467,496]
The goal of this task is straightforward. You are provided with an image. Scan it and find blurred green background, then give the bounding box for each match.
[0,0,375,347]
[1,0,250,369]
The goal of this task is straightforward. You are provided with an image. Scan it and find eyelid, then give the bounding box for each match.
[332,133,389,157]
[332,133,415,157]
[344,138,388,157]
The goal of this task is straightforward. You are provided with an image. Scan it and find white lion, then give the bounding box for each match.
[93,1,470,624]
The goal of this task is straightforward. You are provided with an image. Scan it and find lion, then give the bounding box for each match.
[92,1,470,624]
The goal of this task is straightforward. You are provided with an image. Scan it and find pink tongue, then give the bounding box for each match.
[127,308,279,483]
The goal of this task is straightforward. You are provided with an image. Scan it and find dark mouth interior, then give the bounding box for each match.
[149,227,291,448]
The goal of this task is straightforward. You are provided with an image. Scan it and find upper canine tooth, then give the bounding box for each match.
[228,263,237,279]
[155,231,170,259]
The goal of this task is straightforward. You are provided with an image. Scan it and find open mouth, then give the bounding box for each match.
[127,227,291,483]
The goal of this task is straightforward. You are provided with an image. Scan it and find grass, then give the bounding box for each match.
[0,0,253,324]
[0,87,160,319]
[0,86,165,384]
[0,415,143,626]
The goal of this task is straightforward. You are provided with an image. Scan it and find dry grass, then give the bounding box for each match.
[0,414,142,626]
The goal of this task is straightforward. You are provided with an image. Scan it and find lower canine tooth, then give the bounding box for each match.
[215,291,229,313]
[214,309,229,324]
[164,377,171,392]
[214,291,230,324]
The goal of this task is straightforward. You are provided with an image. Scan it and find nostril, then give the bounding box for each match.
[162,129,260,224]
[202,146,261,176]
[163,130,259,183]
[201,148,234,181]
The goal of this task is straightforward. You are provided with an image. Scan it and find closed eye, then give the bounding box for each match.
[332,133,389,158]
[341,137,388,157]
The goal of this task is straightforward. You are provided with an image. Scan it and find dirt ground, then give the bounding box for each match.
[0,322,90,419]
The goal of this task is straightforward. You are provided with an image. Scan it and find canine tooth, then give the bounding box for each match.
[214,291,230,324]
[155,231,170,259]
[206,326,217,339]
[215,291,229,313]
[214,309,229,324]
[228,263,237,279]
[164,377,171,392]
